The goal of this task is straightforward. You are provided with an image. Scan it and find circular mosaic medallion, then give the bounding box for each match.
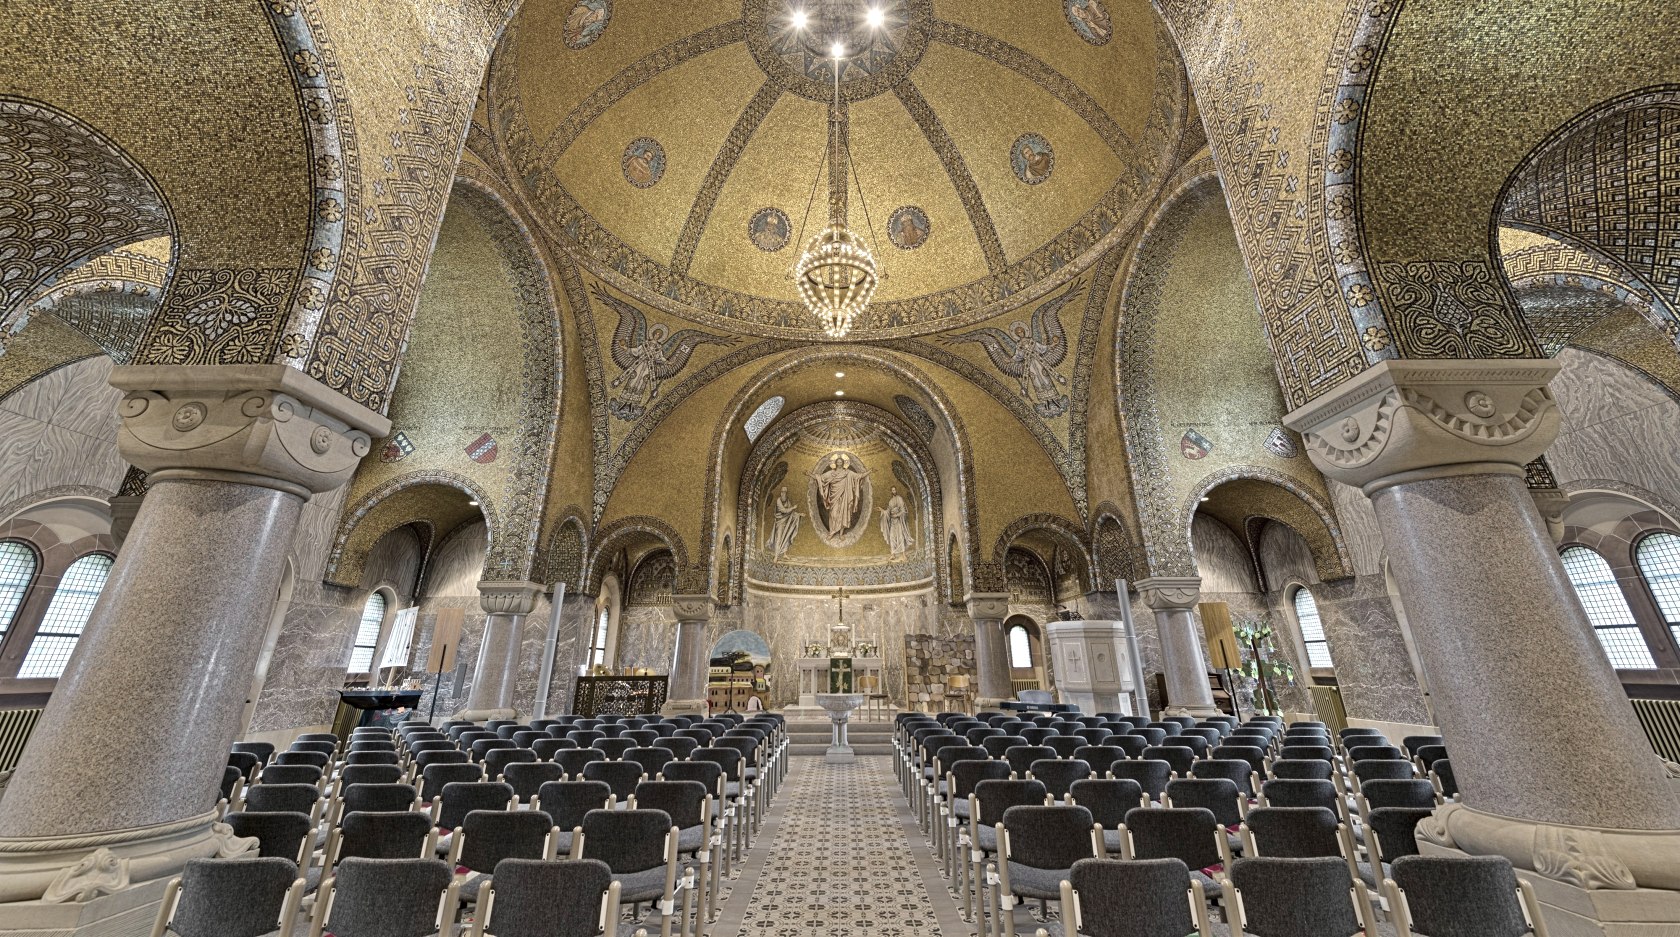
[1011,133,1055,185]
[745,0,933,103]
[748,207,792,252]
[1063,0,1112,46]
[563,0,612,49]
[621,137,665,188]
[886,206,930,250]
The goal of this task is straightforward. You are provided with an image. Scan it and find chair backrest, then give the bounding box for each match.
[535,780,613,830]
[220,765,243,802]
[1109,759,1171,800]
[933,745,989,775]
[1004,744,1057,777]
[419,762,483,801]
[1020,726,1058,746]
[242,783,319,815]
[1348,744,1406,762]
[342,782,418,815]
[1244,806,1343,859]
[495,724,531,740]
[413,749,468,774]
[486,747,538,779]
[337,810,433,861]
[259,764,321,786]
[1415,744,1449,769]
[1361,779,1436,811]
[1432,759,1460,798]
[1073,727,1113,746]
[321,857,454,937]
[555,748,609,779]
[1142,745,1195,776]
[1191,758,1254,795]
[597,738,638,761]
[1211,744,1267,775]
[982,735,1029,759]
[581,760,645,800]
[1162,734,1209,757]
[340,764,405,788]
[1279,744,1334,763]
[1046,736,1086,758]
[660,759,724,797]
[624,729,661,747]
[581,808,671,874]
[1228,856,1363,937]
[224,811,311,864]
[231,741,275,765]
[1123,807,1221,870]
[1068,857,1197,937]
[1353,758,1416,785]
[1390,855,1534,937]
[344,750,401,767]
[633,780,707,830]
[532,738,577,760]
[1028,758,1092,799]
[292,739,337,755]
[436,781,514,830]
[458,810,555,874]
[972,779,1048,827]
[568,730,607,748]
[1002,805,1096,871]
[482,858,615,937]
[1402,735,1446,758]
[654,737,700,760]
[1070,745,1126,777]
[1268,758,1333,781]
[1165,778,1242,827]
[1261,778,1338,811]
[511,730,548,749]
[165,857,299,937]
[691,746,744,782]
[471,738,516,762]
[950,759,1011,802]
[1366,807,1434,864]
[227,751,261,780]
[1068,778,1144,830]
[349,740,397,752]
[503,761,567,801]
[1133,727,1168,746]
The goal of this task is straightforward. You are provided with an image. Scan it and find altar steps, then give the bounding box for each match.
[785,717,896,756]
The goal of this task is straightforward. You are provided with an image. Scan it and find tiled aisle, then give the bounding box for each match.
[710,756,970,937]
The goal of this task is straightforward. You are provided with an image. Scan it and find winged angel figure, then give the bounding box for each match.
[943,278,1078,418]
[597,286,736,421]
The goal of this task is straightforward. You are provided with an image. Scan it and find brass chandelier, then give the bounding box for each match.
[792,13,883,339]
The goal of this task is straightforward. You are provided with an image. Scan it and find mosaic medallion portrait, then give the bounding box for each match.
[887,205,930,250]
[748,207,792,252]
[1063,0,1112,46]
[621,137,665,188]
[1012,133,1055,185]
[563,0,611,49]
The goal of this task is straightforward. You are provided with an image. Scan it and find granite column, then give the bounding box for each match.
[457,581,544,721]
[0,365,386,904]
[1137,577,1219,716]
[1287,360,1680,898]
[967,593,1012,708]
[663,594,712,715]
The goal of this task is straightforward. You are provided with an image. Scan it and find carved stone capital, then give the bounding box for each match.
[1136,577,1202,611]
[671,593,713,623]
[477,580,545,616]
[110,365,391,499]
[1283,360,1561,495]
[0,811,253,903]
[1419,802,1680,892]
[965,592,1011,623]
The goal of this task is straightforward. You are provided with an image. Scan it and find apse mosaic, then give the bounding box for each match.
[748,207,791,252]
[1063,0,1113,45]
[887,205,931,251]
[563,0,611,50]
[1011,133,1055,185]
[621,137,665,188]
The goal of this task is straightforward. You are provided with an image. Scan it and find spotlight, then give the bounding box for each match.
[790,8,807,29]
[836,390,846,396]
[831,40,846,58]
[835,371,846,378]
[865,6,884,28]
[468,499,480,506]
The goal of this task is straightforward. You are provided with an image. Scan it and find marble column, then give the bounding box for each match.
[967,592,1012,708]
[1286,359,1680,897]
[457,581,544,721]
[0,365,386,904]
[663,594,712,715]
[1137,577,1219,716]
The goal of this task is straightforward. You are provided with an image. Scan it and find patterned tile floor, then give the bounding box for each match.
[710,756,969,937]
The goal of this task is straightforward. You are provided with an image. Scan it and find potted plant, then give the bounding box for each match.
[1232,615,1296,715]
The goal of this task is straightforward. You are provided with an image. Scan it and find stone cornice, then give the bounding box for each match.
[110,365,391,499]
[671,593,713,623]
[965,592,1011,622]
[1284,359,1562,494]
[1136,576,1202,610]
[477,580,545,616]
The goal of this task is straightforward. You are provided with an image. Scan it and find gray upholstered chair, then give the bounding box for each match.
[1109,759,1171,802]
[225,811,313,868]
[532,737,578,760]
[504,761,566,802]
[946,759,1012,918]
[260,764,323,788]
[1028,758,1092,802]
[1068,778,1147,859]
[969,779,1049,927]
[324,810,436,867]
[634,779,716,925]
[1052,857,1211,937]
[533,779,613,858]
[581,759,646,803]
[1240,806,1368,887]
[1164,778,1245,853]
[1431,758,1460,800]
[1387,854,1548,937]
[307,857,457,937]
[343,750,400,767]
[241,783,323,828]
[1191,757,1258,797]
[419,762,483,802]
[1259,778,1339,812]
[990,805,1096,937]
[556,747,609,780]
[1228,856,1376,936]
[578,808,685,937]
[449,809,560,900]
[485,746,537,782]
[335,781,421,826]
[1120,806,1231,899]
[466,858,620,937]
[1143,746,1196,778]
[1071,745,1126,778]
[232,741,275,767]
[151,857,303,937]
[1267,758,1333,781]
[432,781,515,849]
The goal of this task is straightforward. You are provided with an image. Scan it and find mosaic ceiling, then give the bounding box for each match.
[494,0,1184,339]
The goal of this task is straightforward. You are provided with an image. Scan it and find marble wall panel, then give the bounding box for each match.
[1191,514,1258,593]
[1327,480,1386,577]
[616,606,677,676]
[742,586,940,708]
[0,356,125,513]
[1548,348,1680,509]
[1303,574,1431,726]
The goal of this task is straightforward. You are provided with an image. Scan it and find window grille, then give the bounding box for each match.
[347,591,387,673]
[18,554,113,679]
[0,541,37,642]
[1293,587,1335,669]
[1635,532,1680,655]
[1560,546,1657,669]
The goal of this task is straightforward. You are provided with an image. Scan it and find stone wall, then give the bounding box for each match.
[903,633,977,712]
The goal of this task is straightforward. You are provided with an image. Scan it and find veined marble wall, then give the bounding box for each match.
[1548,347,1680,509]
[1192,514,1313,713]
[616,605,677,676]
[742,584,941,708]
[0,356,125,518]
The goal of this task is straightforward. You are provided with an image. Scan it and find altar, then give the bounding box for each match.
[796,655,884,707]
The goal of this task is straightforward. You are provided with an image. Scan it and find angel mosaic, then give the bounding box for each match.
[942,278,1079,419]
[597,286,736,421]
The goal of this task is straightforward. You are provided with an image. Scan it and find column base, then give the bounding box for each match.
[1165,704,1221,718]
[661,698,708,717]
[0,812,254,905]
[453,707,517,722]
[824,746,856,764]
[1421,802,1680,893]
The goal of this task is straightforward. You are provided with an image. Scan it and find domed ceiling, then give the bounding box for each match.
[492,0,1186,339]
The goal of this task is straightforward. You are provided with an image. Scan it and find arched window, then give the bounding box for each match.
[0,540,38,644]
[1635,531,1680,653]
[1292,587,1334,669]
[743,396,785,442]
[588,607,611,669]
[17,553,113,679]
[347,591,388,673]
[1560,546,1658,669]
[1008,624,1033,669]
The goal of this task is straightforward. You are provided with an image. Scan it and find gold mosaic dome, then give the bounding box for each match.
[493,0,1186,339]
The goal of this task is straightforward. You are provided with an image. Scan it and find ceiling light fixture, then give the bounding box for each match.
[791,20,882,340]
[865,6,885,28]
[835,371,845,378]
[468,499,480,506]
[836,390,845,396]
[790,8,808,29]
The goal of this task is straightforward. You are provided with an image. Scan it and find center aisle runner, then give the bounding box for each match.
[713,756,969,937]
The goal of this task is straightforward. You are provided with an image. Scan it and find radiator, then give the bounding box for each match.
[0,707,43,772]
[1631,698,1680,763]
